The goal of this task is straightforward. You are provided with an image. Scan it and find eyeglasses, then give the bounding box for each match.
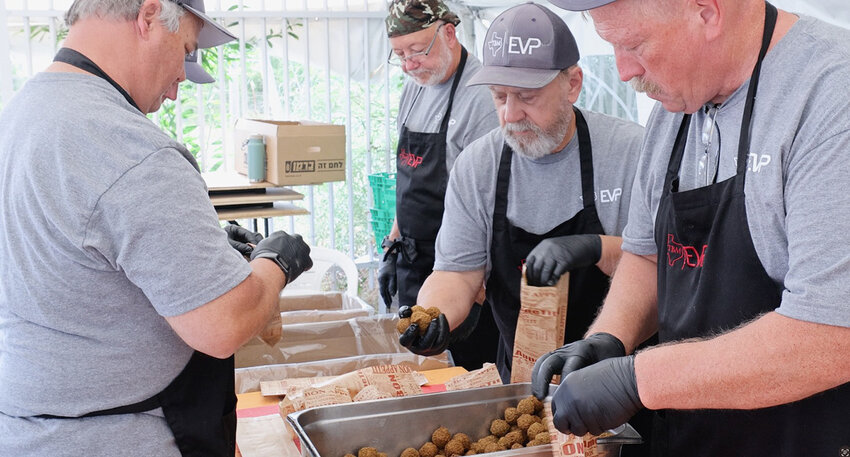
[387,22,445,67]
[697,104,720,186]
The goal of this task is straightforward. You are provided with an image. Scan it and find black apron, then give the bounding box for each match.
[652,4,850,455]
[48,48,237,457]
[393,48,499,370]
[486,109,610,383]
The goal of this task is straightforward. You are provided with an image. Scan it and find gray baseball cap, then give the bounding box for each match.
[175,0,237,48]
[184,49,214,83]
[467,2,580,89]
[548,0,618,12]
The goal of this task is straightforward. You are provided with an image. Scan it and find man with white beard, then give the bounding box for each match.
[381,0,500,370]
[396,2,645,386]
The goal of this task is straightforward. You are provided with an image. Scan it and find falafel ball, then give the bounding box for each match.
[511,443,524,450]
[444,439,465,457]
[534,432,551,443]
[432,427,452,448]
[359,447,379,457]
[516,398,535,415]
[410,311,432,335]
[396,317,412,334]
[465,450,476,456]
[419,442,438,457]
[529,395,544,413]
[526,422,547,439]
[516,413,540,431]
[503,407,519,425]
[452,433,471,450]
[425,307,442,320]
[483,443,506,453]
[401,448,420,457]
[489,419,510,437]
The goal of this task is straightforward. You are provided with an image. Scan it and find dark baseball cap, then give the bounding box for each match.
[467,2,580,89]
[548,0,618,12]
[184,49,214,83]
[174,0,236,48]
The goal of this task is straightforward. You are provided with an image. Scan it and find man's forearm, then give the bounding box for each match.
[636,312,850,410]
[416,269,484,329]
[596,235,623,276]
[588,251,658,353]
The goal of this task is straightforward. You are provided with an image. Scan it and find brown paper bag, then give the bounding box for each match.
[510,267,569,383]
[544,401,611,457]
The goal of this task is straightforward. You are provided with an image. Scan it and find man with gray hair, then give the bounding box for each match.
[381,0,500,370]
[396,2,644,398]
[0,1,312,455]
[532,0,850,454]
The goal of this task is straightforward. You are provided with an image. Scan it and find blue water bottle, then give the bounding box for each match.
[246,134,266,182]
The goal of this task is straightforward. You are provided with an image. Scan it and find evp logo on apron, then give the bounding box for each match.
[666,234,707,269]
[399,147,424,168]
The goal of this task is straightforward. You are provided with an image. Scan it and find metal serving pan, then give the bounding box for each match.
[287,383,642,457]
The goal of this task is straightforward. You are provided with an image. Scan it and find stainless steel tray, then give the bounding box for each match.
[287,383,641,457]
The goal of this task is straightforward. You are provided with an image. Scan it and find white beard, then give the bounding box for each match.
[406,39,453,87]
[502,103,572,160]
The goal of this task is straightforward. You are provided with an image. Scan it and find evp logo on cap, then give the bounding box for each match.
[488,32,543,57]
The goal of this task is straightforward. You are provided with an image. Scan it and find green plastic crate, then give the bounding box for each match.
[370,207,394,253]
[368,172,397,210]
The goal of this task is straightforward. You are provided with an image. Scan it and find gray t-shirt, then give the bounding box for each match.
[0,72,251,456]
[435,108,645,276]
[621,15,850,328]
[397,51,499,171]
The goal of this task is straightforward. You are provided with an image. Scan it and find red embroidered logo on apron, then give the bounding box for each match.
[399,148,423,168]
[666,234,707,269]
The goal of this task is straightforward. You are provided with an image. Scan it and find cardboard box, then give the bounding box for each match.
[234,119,345,186]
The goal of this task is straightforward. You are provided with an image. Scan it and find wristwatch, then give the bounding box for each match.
[253,251,292,282]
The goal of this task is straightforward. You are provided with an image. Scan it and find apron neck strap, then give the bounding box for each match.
[438,46,468,132]
[664,1,778,190]
[736,1,778,175]
[53,47,141,112]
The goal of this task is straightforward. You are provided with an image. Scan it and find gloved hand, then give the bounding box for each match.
[378,252,398,310]
[250,230,313,284]
[397,303,482,356]
[531,332,625,399]
[398,305,450,356]
[224,223,264,257]
[551,355,643,436]
[526,234,602,286]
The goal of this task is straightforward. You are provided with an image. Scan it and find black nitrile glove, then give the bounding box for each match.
[378,253,397,310]
[551,355,643,436]
[531,332,625,399]
[398,307,451,357]
[397,304,483,356]
[250,230,313,284]
[526,234,602,286]
[224,223,264,257]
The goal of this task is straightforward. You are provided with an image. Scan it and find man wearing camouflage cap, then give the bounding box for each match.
[381,0,501,370]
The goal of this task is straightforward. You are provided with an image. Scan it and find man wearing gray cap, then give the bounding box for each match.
[382,0,500,370]
[396,2,643,390]
[0,1,313,455]
[531,0,850,454]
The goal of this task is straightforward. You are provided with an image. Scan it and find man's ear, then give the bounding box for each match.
[136,0,162,39]
[693,0,723,41]
[566,66,583,104]
[442,22,459,48]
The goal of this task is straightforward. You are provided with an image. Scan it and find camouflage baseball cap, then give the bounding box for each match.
[386,0,460,38]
